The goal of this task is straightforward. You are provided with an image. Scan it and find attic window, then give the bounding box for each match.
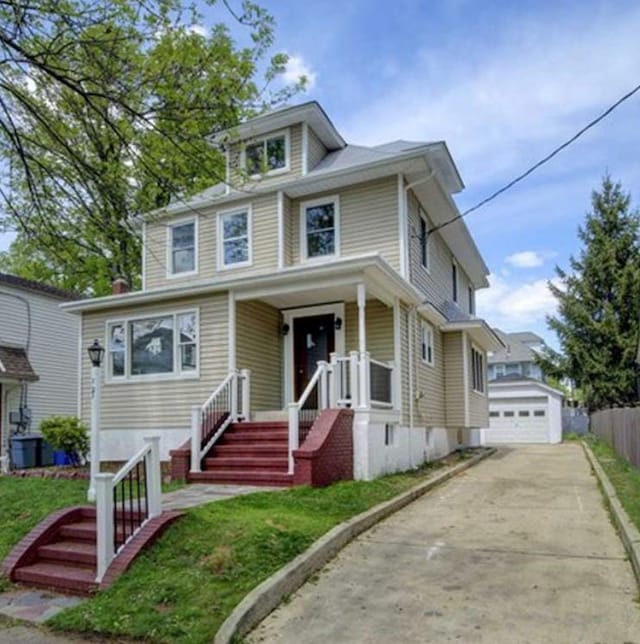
[244,132,288,176]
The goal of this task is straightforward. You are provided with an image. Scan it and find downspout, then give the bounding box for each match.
[407,306,414,467]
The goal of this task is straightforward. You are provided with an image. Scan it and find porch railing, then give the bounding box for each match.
[94,435,162,583]
[287,353,395,472]
[190,369,250,474]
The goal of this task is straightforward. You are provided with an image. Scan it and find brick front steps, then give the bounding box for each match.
[187,421,294,487]
[3,506,183,596]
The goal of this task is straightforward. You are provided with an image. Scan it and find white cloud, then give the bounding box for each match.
[477,273,561,332]
[342,8,640,190]
[187,24,208,37]
[505,250,545,268]
[283,54,316,90]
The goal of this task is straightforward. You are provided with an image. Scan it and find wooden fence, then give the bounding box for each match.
[590,408,640,468]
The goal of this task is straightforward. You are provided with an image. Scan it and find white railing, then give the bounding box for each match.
[190,369,250,474]
[287,353,395,473]
[95,435,162,583]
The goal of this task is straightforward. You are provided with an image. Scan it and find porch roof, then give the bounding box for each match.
[0,345,39,383]
[441,319,505,353]
[61,253,423,314]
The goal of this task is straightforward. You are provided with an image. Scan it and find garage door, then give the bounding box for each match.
[484,396,550,443]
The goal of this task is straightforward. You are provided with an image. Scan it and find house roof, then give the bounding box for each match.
[0,273,79,301]
[0,345,39,382]
[211,101,346,150]
[489,329,545,364]
[489,376,564,399]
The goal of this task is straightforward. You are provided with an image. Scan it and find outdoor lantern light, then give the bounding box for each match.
[334,316,343,331]
[87,339,104,367]
[281,323,290,336]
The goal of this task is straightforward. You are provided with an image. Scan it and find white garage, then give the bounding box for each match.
[481,379,563,444]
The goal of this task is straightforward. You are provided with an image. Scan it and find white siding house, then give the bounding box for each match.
[0,274,79,469]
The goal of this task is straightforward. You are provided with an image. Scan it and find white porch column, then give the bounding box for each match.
[228,290,236,371]
[357,284,368,409]
[143,436,162,518]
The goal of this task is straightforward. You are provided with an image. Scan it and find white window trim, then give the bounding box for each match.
[471,343,485,394]
[420,320,435,367]
[419,209,430,272]
[104,307,200,384]
[468,285,475,315]
[241,129,291,179]
[299,195,340,263]
[166,216,198,279]
[217,205,253,271]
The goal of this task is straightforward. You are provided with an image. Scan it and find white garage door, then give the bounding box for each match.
[484,396,550,443]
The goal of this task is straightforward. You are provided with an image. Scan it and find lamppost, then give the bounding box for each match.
[87,339,104,502]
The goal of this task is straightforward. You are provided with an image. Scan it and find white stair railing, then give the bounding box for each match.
[190,369,250,474]
[95,435,161,583]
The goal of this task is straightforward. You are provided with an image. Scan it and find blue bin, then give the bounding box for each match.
[53,450,72,466]
[38,438,54,466]
[11,436,38,469]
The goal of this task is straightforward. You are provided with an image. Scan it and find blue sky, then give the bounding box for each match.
[2,0,639,349]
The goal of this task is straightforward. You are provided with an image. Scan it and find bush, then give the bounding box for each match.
[40,416,89,467]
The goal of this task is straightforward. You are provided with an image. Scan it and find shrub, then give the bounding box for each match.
[40,416,89,467]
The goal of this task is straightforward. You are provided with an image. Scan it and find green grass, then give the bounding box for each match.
[584,434,640,532]
[49,452,470,643]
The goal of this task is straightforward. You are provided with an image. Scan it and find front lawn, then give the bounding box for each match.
[50,452,474,643]
[584,434,640,532]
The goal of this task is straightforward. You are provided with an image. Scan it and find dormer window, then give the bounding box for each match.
[244,131,288,176]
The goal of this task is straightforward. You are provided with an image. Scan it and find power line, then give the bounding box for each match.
[426,80,640,239]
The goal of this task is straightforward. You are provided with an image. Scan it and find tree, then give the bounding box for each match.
[0,1,302,293]
[538,176,640,410]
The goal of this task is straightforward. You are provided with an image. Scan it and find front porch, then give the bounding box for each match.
[180,276,405,486]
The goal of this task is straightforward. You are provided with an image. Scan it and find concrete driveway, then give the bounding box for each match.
[249,444,640,643]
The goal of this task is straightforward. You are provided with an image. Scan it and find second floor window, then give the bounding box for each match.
[219,208,251,269]
[468,286,475,315]
[245,133,287,175]
[421,321,434,366]
[452,260,458,302]
[302,197,339,260]
[420,211,430,270]
[170,220,196,275]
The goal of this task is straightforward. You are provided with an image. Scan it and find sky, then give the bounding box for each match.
[2,0,639,349]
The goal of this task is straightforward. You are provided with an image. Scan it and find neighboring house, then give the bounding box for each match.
[0,273,80,469]
[62,101,502,482]
[488,330,546,382]
[477,329,563,445]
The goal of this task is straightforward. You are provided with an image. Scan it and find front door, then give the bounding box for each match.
[293,314,335,399]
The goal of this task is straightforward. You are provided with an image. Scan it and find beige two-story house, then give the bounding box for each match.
[63,101,501,483]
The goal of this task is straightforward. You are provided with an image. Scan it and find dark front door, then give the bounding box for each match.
[293,314,335,399]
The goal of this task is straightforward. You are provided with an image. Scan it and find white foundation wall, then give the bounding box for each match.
[99,427,190,462]
[353,410,459,480]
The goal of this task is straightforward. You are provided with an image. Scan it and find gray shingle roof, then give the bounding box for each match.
[0,345,39,382]
[489,329,545,364]
[0,273,79,301]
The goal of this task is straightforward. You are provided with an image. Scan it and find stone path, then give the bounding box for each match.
[0,482,281,640]
[249,444,640,643]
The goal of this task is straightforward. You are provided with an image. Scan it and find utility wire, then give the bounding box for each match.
[426,80,640,239]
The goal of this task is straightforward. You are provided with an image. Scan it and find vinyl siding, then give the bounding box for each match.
[144,193,279,290]
[407,189,474,314]
[290,176,399,270]
[307,127,327,171]
[443,331,466,427]
[228,124,303,190]
[236,300,282,411]
[344,299,394,362]
[414,316,446,427]
[0,287,78,437]
[80,293,228,431]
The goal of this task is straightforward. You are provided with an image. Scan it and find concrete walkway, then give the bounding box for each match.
[249,445,640,643]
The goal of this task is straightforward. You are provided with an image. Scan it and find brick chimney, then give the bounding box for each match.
[112,277,129,295]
